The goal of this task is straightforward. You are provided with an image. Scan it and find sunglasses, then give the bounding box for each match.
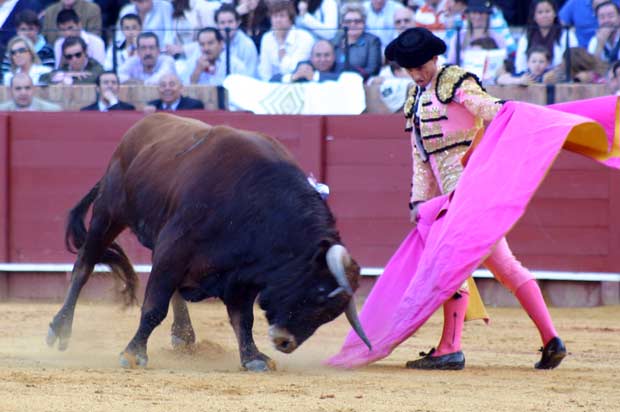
[64,51,83,60]
[343,18,364,24]
[395,18,412,24]
[10,47,28,56]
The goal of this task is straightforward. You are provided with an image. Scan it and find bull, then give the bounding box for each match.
[46,113,371,371]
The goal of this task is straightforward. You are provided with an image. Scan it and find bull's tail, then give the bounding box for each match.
[65,182,138,306]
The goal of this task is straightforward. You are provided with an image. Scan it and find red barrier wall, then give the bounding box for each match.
[8,112,324,264]
[3,112,620,276]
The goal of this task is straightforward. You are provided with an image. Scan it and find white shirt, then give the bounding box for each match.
[4,64,52,86]
[118,54,177,84]
[363,0,404,48]
[514,29,578,73]
[295,0,339,40]
[54,30,106,68]
[182,50,248,85]
[587,31,620,63]
[0,0,18,28]
[117,0,175,48]
[172,0,221,45]
[258,26,314,81]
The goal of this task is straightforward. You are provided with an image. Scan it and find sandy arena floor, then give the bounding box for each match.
[0,300,619,412]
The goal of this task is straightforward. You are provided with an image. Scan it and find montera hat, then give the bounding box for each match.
[384,28,447,69]
[466,0,493,14]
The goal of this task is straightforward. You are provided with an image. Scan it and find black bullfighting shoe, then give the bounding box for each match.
[405,348,465,370]
[535,336,567,370]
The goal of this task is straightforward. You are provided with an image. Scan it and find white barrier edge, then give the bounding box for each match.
[0,263,618,282]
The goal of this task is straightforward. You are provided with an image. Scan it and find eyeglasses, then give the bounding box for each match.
[10,47,28,56]
[343,18,364,25]
[64,51,83,60]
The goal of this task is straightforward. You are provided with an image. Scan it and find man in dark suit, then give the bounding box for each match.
[81,71,135,111]
[270,39,341,83]
[143,72,204,112]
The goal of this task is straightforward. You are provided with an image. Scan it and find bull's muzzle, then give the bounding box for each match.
[269,325,298,353]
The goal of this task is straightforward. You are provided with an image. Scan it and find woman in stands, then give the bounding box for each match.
[514,0,578,74]
[166,0,221,58]
[331,2,382,80]
[3,36,52,86]
[235,0,271,51]
[295,0,339,40]
[446,0,507,64]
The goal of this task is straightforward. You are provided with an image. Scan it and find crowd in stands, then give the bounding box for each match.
[0,0,618,111]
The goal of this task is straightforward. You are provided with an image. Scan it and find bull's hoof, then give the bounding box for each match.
[119,351,148,369]
[46,325,70,351]
[171,335,196,352]
[243,358,276,372]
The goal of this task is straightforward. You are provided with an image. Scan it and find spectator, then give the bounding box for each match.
[447,0,507,64]
[271,38,341,82]
[11,10,55,68]
[42,0,102,45]
[215,4,258,77]
[559,0,616,48]
[587,1,620,63]
[295,0,339,40]
[515,0,578,74]
[0,72,61,111]
[104,13,142,70]
[3,36,52,86]
[543,46,609,83]
[234,0,271,51]
[415,0,446,31]
[363,0,404,48]
[118,32,177,84]
[257,0,314,81]
[53,9,106,68]
[165,0,221,58]
[117,0,174,51]
[607,59,620,93]
[143,72,205,112]
[184,27,246,85]
[81,71,136,111]
[331,2,382,80]
[393,6,416,36]
[496,45,552,85]
[41,35,104,84]
[0,0,42,59]
[441,0,467,48]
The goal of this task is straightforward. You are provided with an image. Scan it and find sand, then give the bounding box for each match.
[0,300,619,412]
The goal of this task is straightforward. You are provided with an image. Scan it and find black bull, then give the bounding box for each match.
[47,113,371,371]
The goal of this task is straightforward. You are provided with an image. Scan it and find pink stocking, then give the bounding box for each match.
[434,290,469,356]
[515,279,558,345]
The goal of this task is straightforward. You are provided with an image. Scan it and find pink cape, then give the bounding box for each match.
[327,96,620,368]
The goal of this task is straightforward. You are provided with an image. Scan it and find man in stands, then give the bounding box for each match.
[81,71,135,111]
[41,36,103,84]
[143,72,204,112]
[0,72,61,111]
[271,39,341,82]
[215,4,258,77]
[52,9,105,67]
[118,32,176,85]
[393,6,416,37]
[364,0,404,48]
[11,10,55,68]
[42,0,101,45]
[588,1,620,63]
[185,27,247,85]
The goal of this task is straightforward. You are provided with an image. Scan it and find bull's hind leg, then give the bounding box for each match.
[226,291,276,372]
[170,290,196,350]
[47,215,124,351]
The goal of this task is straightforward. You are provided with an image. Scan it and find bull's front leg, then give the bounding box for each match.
[226,295,275,372]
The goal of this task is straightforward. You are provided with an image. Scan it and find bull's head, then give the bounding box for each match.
[262,244,371,354]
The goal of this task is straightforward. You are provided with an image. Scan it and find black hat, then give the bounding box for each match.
[384,28,446,69]
[466,0,493,13]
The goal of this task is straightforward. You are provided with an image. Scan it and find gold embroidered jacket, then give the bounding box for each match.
[404,65,504,205]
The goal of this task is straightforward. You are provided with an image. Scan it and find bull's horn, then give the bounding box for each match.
[325,244,353,296]
[345,298,372,351]
[326,245,372,351]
